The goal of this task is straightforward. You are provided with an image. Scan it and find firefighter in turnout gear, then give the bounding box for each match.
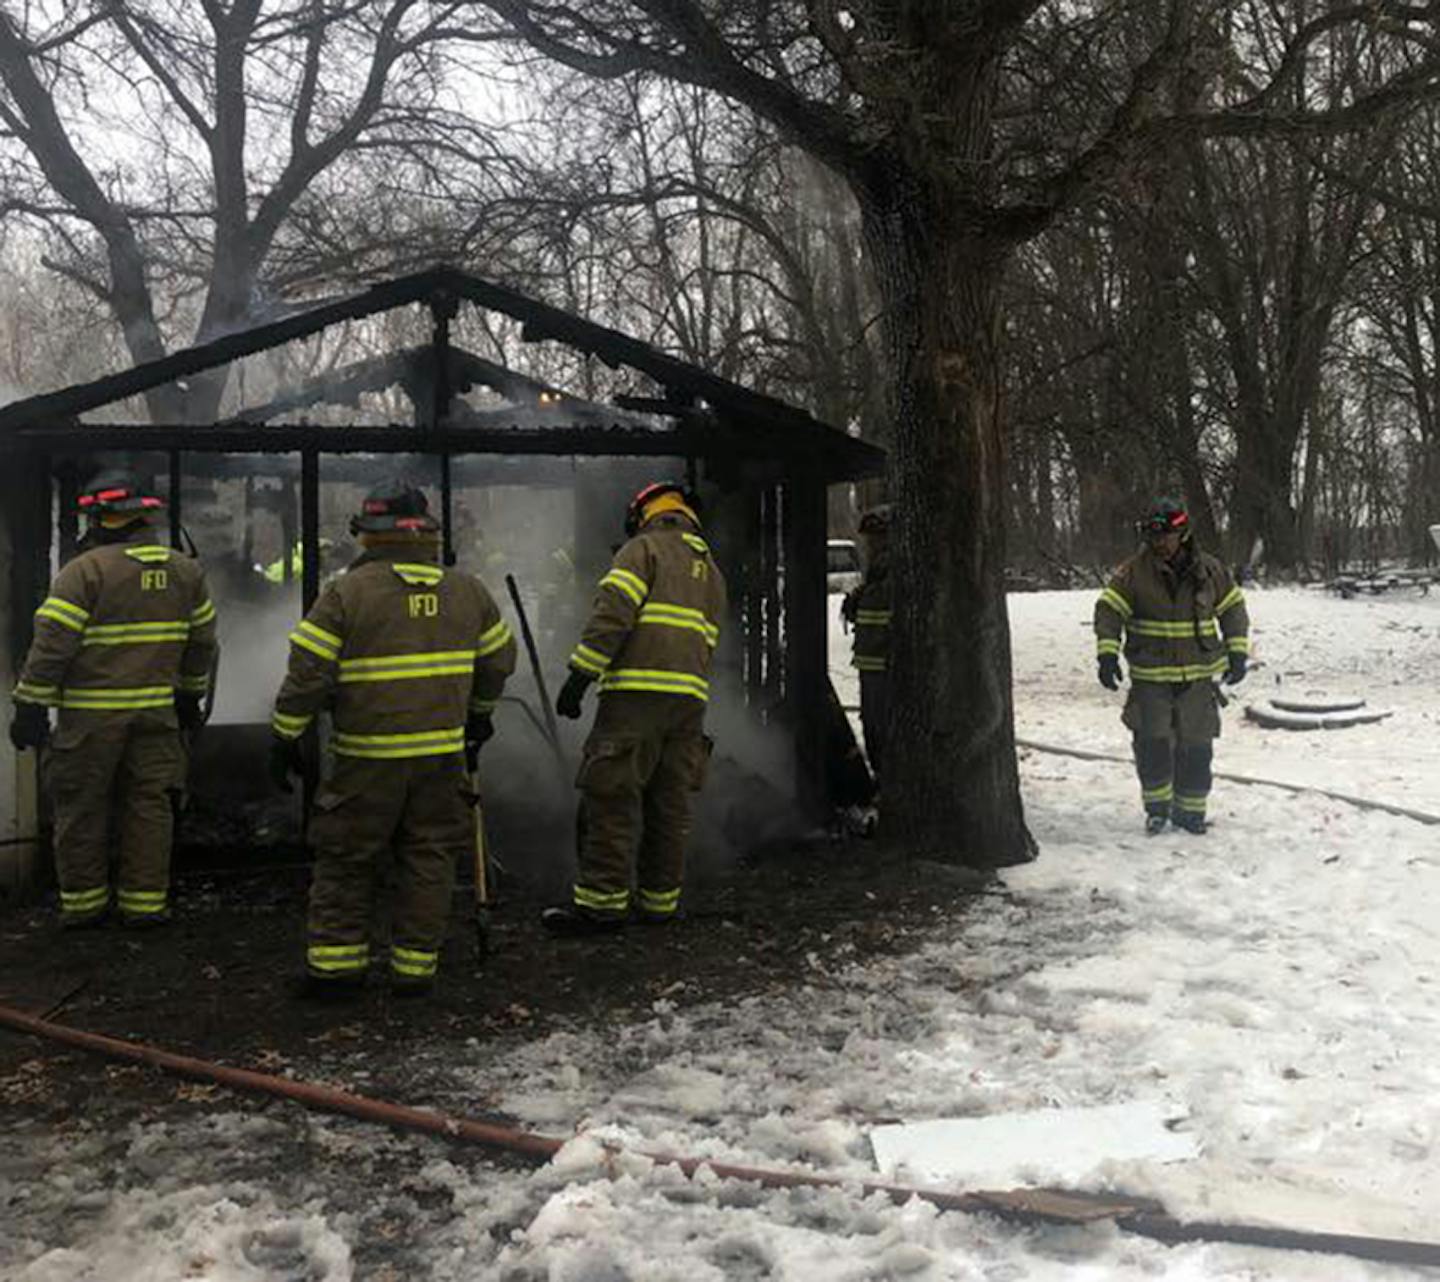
[1094,497,1251,835]
[841,505,892,784]
[9,471,218,927]
[269,481,517,995]
[546,482,728,935]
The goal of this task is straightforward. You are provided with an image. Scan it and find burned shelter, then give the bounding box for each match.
[0,266,884,890]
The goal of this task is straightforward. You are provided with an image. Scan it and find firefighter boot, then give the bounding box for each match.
[1172,811,1208,835]
[541,905,626,937]
[1145,813,1169,836]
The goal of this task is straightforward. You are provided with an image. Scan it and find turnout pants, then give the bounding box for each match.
[306,753,473,984]
[1122,680,1220,821]
[44,711,186,925]
[858,671,890,786]
[573,692,709,921]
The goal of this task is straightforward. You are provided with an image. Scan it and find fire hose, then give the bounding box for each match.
[1,1004,1437,1268]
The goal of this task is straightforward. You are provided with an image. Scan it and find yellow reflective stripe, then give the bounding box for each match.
[117,889,167,913]
[176,673,210,693]
[1173,793,1208,813]
[681,533,710,554]
[1096,638,1122,657]
[574,885,629,911]
[290,620,342,662]
[61,887,109,911]
[637,607,720,643]
[599,669,710,700]
[1129,659,1227,682]
[391,562,444,586]
[1141,783,1174,802]
[60,685,175,710]
[307,943,370,972]
[392,946,438,978]
[599,568,647,607]
[124,546,171,563]
[468,697,498,713]
[272,710,313,738]
[1098,587,1133,620]
[854,610,891,625]
[82,621,191,646]
[570,644,611,676]
[853,656,888,672]
[1127,619,1220,638]
[476,620,513,657]
[1216,586,1245,615]
[638,887,680,913]
[14,681,59,705]
[36,597,90,632]
[336,650,477,683]
[1227,636,1251,654]
[190,600,216,626]
[332,727,465,758]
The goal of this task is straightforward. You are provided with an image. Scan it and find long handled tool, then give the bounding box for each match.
[468,766,491,960]
[504,573,569,786]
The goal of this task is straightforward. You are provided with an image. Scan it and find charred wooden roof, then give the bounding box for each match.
[0,265,884,481]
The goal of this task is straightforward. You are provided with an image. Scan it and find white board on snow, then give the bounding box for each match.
[870,1100,1200,1187]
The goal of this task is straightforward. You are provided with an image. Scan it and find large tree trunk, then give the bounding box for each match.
[858,172,1035,867]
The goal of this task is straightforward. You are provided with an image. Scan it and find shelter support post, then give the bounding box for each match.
[169,450,183,551]
[783,474,827,814]
[300,449,320,612]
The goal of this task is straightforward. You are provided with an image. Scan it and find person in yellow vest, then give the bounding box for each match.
[8,471,217,927]
[268,480,516,996]
[1094,497,1251,835]
[547,482,728,935]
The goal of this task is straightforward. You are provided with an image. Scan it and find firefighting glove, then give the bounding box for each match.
[174,692,206,731]
[8,703,49,751]
[268,736,305,794]
[1097,653,1123,691]
[556,669,593,720]
[1222,651,1248,686]
[840,588,860,626]
[465,713,494,772]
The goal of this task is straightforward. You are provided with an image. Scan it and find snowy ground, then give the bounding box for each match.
[4,587,1440,1280]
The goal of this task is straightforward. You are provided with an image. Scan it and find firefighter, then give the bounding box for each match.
[1094,497,1251,835]
[546,481,728,935]
[8,471,218,927]
[840,505,892,785]
[268,480,517,996]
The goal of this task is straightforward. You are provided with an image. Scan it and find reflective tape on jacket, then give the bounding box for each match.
[599,567,648,607]
[1097,587,1133,620]
[854,609,891,626]
[59,684,175,711]
[1125,618,1220,639]
[598,668,710,700]
[391,562,444,587]
[1227,636,1251,654]
[13,680,60,706]
[35,597,90,633]
[636,602,720,646]
[1096,638,1122,657]
[336,649,477,684]
[289,620,342,662]
[272,709,313,739]
[124,546,171,564]
[476,619,513,657]
[1129,658,1227,683]
[331,725,466,758]
[1216,586,1246,616]
[853,655,888,672]
[177,673,211,694]
[569,643,612,677]
[81,620,192,646]
[190,599,217,626]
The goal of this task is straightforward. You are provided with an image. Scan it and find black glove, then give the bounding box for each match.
[175,692,206,731]
[465,713,494,772]
[1222,651,1248,686]
[8,703,48,751]
[556,669,593,720]
[1097,653,1123,691]
[268,736,305,794]
[840,589,859,625]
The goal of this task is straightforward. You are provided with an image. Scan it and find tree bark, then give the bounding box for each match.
[858,166,1035,867]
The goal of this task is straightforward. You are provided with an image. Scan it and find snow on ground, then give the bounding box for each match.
[5,587,1440,1280]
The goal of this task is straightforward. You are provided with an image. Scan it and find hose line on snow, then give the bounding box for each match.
[2,1003,1439,1268]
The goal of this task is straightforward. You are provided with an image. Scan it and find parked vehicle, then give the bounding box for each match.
[827,538,862,594]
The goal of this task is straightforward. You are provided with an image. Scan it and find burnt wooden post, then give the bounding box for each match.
[168,450,183,551]
[280,474,297,586]
[430,289,458,567]
[6,453,51,668]
[762,485,782,713]
[55,462,79,566]
[300,449,320,612]
[783,471,827,813]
